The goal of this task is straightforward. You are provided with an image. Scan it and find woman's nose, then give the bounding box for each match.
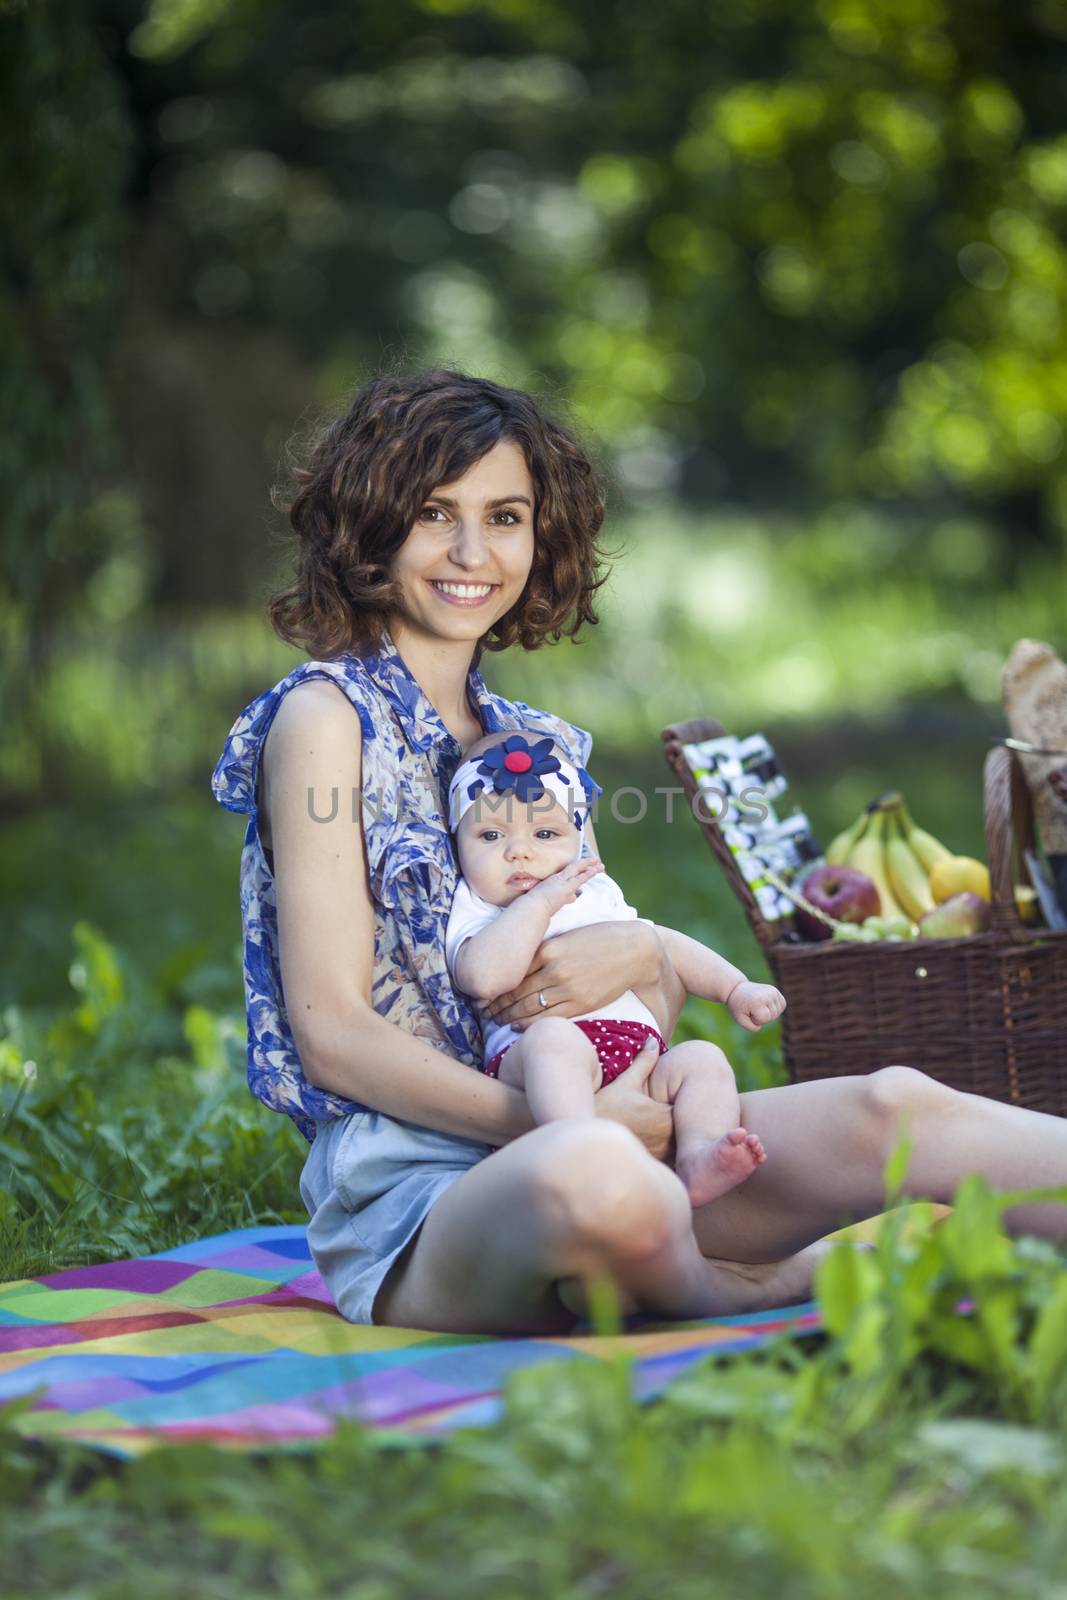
[448,519,490,569]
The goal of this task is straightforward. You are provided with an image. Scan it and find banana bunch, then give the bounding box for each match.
[825,793,957,925]
[824,793,1040,936]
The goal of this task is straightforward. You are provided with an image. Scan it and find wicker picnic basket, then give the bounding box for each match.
[662,717,1067,1114]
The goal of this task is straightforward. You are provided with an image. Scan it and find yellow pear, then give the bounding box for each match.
[929,855,991,905]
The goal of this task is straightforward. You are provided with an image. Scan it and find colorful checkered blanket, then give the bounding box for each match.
[0,1227,822,1458]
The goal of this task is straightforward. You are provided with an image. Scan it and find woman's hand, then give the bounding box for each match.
[482,922,684,1037]
[595,1038,675,1163]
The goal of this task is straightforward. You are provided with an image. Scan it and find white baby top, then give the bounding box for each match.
[444,867,661,1065]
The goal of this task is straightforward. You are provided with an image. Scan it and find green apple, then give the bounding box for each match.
[918,893,991,939]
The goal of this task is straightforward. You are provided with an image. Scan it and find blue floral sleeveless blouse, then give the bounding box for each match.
[211,628,593,1143]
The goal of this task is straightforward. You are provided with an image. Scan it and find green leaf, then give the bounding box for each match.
[68,922,124,1034]
[883,1128,913,1206]
[815,1238,865,1336]
[974,1285,1023,1391]
[1028,1275,1067,1416]
[937,1175,1015,1279]
[815,1241,884,1373]
[583,1273,624,1340]
[183,1004,224,1073]
[917,1419,1062,1480]
[926,1310,997,1377]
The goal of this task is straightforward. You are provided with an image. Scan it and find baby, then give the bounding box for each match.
[444,730,787,1209]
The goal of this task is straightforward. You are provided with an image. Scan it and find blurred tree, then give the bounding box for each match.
[1,0,131,797]
[104,0,1067,580]
[8,0,1067,644]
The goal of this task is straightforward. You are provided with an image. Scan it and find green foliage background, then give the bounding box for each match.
[3,0,1067,802]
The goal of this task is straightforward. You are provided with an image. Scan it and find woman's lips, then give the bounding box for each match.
[427,581,499,608]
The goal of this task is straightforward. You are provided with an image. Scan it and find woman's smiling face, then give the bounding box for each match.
[388,439,536,648]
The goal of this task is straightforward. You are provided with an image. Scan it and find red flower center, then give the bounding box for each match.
[503,751,533,773]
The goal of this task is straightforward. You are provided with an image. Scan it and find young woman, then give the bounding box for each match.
[213,368,1067,1334]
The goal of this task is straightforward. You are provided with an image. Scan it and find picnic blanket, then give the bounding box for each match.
[0,1226,823,1459]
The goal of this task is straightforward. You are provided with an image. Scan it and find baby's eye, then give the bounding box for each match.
[479,830,500,842]
[535,830,560,840]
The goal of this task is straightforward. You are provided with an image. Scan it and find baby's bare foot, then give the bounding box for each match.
[677,1128,766,1210]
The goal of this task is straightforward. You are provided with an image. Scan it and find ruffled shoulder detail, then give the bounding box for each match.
[210,658,378,816]
[481,690,593,773]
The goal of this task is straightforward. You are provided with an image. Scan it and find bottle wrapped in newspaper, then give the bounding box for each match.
[682,733,822,923]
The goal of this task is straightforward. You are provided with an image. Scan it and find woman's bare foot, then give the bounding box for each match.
[556,1238,869,1324]
[701,1238,839,1315]
[676,1128,766,1210]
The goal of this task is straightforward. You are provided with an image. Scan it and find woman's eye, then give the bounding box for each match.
[418,508,521,526]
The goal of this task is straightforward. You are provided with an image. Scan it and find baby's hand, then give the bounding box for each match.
[727,979,786,1033]
[529,856,604,912]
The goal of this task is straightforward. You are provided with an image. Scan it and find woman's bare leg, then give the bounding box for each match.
[499,1016,602,1124]
[374,1067,1067,1332]
[689,1066,1067,1264]
[372,1120,829,1334]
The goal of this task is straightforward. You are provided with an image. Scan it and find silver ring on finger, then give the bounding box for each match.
[537,990,548,1009]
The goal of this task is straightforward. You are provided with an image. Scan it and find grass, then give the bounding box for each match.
[4,1298,1067,1597]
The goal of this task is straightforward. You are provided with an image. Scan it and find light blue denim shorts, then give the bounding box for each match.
[299,1110,494,1324]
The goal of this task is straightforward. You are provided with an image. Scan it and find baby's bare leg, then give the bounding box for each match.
[498,1016,602,1124]
[650,1040,766,1209]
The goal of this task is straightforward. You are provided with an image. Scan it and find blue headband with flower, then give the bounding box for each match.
[447,733,602,833]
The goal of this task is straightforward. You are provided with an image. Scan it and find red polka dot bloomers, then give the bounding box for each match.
[483,1017,668,1085]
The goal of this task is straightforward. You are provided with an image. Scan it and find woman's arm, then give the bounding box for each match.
[263,681,535,1148]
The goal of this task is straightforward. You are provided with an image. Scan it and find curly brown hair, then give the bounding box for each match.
[268,367,612,662]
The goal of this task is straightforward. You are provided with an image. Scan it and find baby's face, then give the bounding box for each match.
[456,793,579,905]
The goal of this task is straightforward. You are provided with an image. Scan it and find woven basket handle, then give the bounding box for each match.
[661,718,782,950]
[984,743,1035,944]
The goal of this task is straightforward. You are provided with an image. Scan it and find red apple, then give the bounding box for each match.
[795,864,881,941]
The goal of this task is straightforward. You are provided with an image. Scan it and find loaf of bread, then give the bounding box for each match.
[1001,638,1067,856]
